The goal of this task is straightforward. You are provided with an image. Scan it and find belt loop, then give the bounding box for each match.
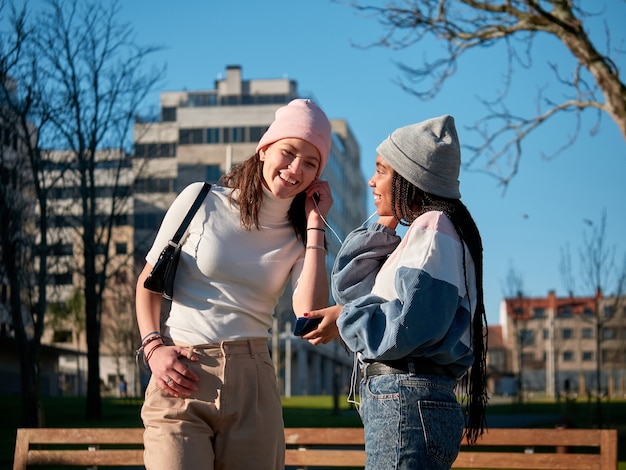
[248,339,254,358]
[407,359,415,375]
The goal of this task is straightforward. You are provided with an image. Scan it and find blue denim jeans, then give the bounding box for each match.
[359,372,464,470]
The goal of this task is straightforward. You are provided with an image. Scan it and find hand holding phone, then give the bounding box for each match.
[293,317,322,336]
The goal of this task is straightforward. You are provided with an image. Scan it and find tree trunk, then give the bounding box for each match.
[19,347,42,427]
[85,272,102,420]
[4,224,42,427]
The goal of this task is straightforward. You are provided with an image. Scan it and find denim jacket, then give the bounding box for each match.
[332,212,477,379]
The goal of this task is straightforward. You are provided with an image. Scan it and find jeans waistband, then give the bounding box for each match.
[363,358,451,378]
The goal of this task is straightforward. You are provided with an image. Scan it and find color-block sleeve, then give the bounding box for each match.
[331,223,400,305]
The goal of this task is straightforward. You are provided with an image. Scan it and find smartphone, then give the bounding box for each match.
[293,317,322,336]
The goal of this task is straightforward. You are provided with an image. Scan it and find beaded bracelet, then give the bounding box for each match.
[141,334,162,350]
[307,227,325,232]
[306,245,327,254]
[145,342,166,363]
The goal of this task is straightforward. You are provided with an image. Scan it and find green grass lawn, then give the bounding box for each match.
[2,394,625,469]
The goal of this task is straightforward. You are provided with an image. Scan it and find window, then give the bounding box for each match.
[177,164,213,191]
[601,349,615,363]
[582,351,594,361]
[162,107,176,122]
[179,128,204,145]
[206,164,223,183]
[221,95,241,106]
[206,128,220,143]
[602,328,616,340]
[187,92,217,107]
[249,126,266,142]
[115,243,127,255]
[583,307,594,318]
[557,306,573,318]
[50,243,73,256]
[52,330,73,343]
[133,178,174,194]
[603,306,613,319]
[53,272,73,285]
[582,328,594,339]
[223,126,246,143]
[134,142,176,158]
[232,127,245,143]
[562,351,574,362]
[562,329,573,340]
[533,308,545,318]
[134,212,165,231]
[520,329,535,346]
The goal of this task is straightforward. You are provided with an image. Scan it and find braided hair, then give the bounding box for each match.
[392,172,488,445]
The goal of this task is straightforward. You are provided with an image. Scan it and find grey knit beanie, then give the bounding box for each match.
[376,115,461,199]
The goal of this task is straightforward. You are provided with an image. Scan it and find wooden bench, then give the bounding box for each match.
[13,426,618,469]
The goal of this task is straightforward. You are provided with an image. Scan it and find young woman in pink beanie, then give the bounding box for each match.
[135,99,333,469]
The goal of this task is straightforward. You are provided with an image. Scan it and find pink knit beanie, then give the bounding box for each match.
[256,99,332,174]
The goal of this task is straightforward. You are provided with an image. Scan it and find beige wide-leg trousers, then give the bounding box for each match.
[141,339,285,470]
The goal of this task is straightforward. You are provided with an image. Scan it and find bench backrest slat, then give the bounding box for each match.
[26,450,144,467]
[284,427,364,445]
[285,449,366,467]
[13,427,618,470]
[17,427,145,444]
[453,452,604,470]
[467,427,606,446]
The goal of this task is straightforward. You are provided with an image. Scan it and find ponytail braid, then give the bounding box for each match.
[392,172,489,444]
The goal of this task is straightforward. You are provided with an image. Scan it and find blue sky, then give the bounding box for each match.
[117,0,626,327]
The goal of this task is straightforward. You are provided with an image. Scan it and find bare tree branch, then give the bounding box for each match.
[344,0,626,186]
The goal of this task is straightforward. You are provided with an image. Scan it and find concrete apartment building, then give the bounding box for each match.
[132,65,368,396]
[499,290,626,399]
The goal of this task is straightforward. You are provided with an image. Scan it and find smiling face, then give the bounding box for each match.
[259,138,321,198]
[369,154,395,216]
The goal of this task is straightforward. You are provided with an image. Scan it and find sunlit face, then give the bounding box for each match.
[259,138,321,199]
[369,154,394,216]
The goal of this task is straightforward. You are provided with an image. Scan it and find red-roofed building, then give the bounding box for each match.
[498,290,626,399]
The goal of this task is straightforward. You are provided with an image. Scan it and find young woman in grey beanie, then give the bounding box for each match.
[304,115,488,469]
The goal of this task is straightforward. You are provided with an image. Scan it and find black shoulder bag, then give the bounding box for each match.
[143,182,211,300]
